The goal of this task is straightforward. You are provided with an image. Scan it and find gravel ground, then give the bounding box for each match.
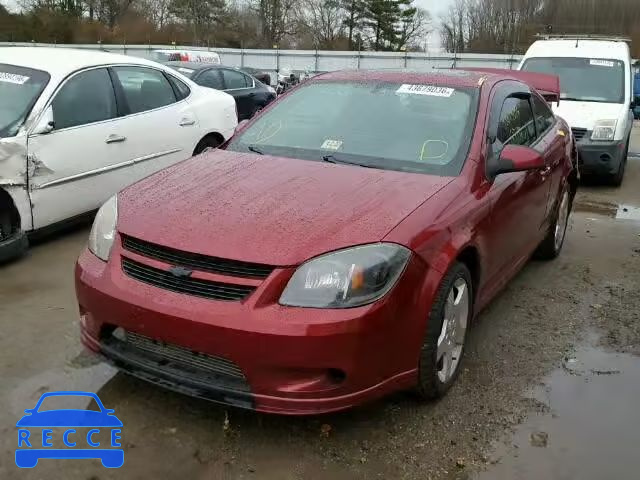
[1,130,639,480]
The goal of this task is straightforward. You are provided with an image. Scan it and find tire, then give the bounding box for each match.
[416,262,473,399]
[0,208,11,243]
[609,139,629,187]
[193,135,222,156]
[535,186,571,260]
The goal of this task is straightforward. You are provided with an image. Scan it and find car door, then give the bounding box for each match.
[484,85,551,281]
[109,65,198,178]
[531,93,564,221]
[220,69,255,120]
[28,67,129,228]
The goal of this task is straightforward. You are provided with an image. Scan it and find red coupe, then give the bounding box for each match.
[76,69,577,414]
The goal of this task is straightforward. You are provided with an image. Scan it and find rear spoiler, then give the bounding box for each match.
[461,68,561,103]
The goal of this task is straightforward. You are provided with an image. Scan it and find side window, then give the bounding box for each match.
[531,94,555,136]
[197,69,225,90]
[497,96,536,147]
[221,69,248,89]
[167,74,191,100]
[52,68,116,129]
[113,66,177,114]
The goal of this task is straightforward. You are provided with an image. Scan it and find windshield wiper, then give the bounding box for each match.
[322,154,375,169]
[247,145,264,155]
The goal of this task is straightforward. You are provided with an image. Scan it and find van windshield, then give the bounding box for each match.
[0,64,50,138]
[521,57,625,104]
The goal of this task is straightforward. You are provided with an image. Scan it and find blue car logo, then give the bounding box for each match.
[15,391,123,468]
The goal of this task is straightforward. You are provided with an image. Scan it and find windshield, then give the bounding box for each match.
[0,64,50,138]
[227,81,478,176]
[521,57,625,104]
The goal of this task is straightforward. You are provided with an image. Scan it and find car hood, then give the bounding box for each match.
[552,101,625,130]
[118,151,453,266]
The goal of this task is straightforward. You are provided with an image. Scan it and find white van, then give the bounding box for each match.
[151,49,221,65]
[519,36,634,185]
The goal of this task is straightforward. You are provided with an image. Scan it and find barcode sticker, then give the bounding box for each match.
[396,84,455,97]
[590,59,615,68]
[0,72,30,84]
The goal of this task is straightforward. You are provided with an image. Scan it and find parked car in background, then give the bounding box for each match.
[0,47,237,263]
[165,62,276,120]
[519,35,634,186]
[238,67,272,86]
[76,69,577,414]
[151,49,221,64]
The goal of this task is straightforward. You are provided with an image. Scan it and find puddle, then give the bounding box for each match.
[574,200,640,221]
[475,344,640,479]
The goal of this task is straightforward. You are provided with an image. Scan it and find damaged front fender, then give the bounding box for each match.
[0,135,28,187]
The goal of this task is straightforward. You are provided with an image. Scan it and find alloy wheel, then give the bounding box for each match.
[436,278,470,383]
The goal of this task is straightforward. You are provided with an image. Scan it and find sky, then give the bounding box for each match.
[417,0,456,52]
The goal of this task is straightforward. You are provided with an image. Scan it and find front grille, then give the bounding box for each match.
[124,331,246,379]
[100,328,252,397]
[122,235,274,279]
[122,257,255,301]
[571,128,588,141]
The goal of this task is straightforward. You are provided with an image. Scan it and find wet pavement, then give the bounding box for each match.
[1,130,640,479]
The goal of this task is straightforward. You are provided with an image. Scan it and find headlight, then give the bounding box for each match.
[266,85,276,94]
[591,119,617,141]
[88,195,118,261]
[279,244,411,308]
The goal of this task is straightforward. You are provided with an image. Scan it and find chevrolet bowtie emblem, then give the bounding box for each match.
[168,266,193,278]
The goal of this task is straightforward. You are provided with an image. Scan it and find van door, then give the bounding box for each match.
[28,67,129,229]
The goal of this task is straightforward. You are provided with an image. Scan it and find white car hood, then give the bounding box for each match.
[552,101,624,130]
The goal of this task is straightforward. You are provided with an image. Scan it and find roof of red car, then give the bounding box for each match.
[314,69,490,88]
[312,69,560,97]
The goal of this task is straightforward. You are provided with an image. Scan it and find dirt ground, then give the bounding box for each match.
[1,129,640,480]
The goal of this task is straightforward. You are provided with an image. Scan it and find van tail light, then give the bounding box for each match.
[180,53,188,61]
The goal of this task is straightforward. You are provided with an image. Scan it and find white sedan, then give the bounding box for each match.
[0,47,237,261]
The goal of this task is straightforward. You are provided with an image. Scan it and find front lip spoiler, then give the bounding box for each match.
[97,341,255,411]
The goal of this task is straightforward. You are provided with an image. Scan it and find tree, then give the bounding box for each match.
[396,5,429,51]
[170,0,226,45]
[341,0,365,49]
[300,0,344,48]
[254,0,299,46]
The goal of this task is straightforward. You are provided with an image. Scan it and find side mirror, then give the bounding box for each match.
[491,145,545,177]
[32,106,54,135]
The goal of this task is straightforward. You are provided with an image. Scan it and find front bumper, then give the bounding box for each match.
[576,136,626,176]
[75,244,434,415]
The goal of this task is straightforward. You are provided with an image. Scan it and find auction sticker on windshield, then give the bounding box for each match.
[396,85,455,97]
[590,59,615,68]
[0,72,30,84]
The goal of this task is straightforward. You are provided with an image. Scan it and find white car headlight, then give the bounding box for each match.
[88,195,118,261]
[591,119,617,141]
[266,85,276,94]
[279,244,411,308]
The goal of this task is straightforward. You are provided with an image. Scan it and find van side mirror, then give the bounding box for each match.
[32,106,55,135]
[490,145,545,177]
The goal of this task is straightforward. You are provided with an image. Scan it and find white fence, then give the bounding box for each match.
[0,42,523,77]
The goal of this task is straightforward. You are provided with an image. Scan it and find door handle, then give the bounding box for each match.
[105,134,126,144]
[179,118,196,126]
